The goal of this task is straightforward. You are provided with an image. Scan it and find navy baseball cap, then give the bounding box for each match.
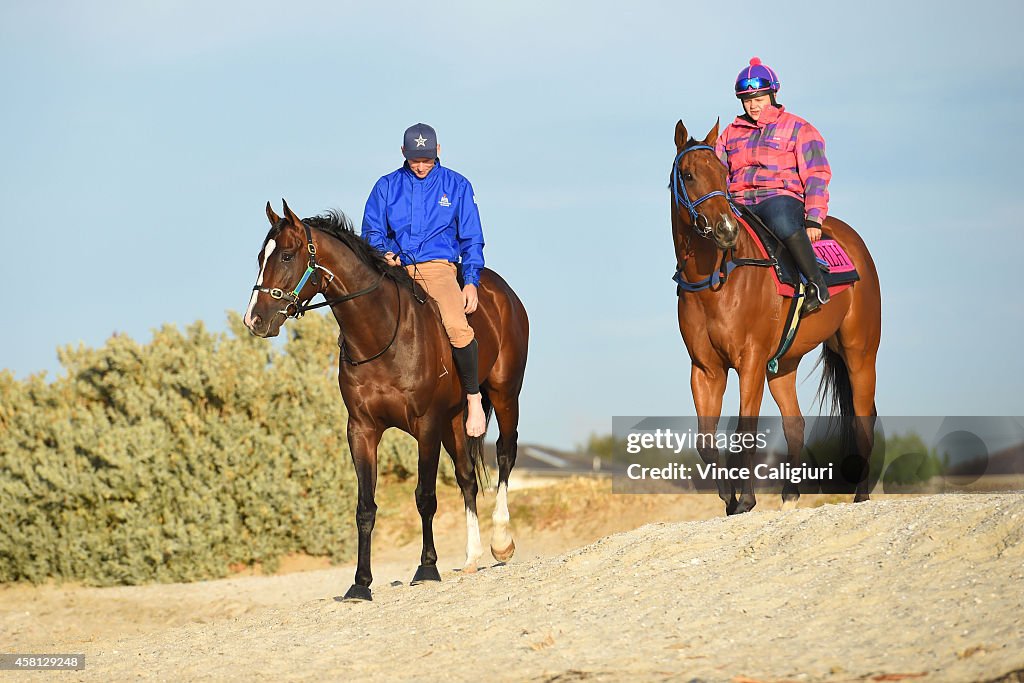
[402,123,438,160]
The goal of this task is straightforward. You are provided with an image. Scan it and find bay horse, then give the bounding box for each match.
[670,120,881,515]
[244,200,529,601]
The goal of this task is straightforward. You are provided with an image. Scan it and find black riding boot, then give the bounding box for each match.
[783,232,831,315]
[451,339,480,395]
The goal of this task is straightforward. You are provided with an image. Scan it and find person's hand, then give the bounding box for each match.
[384,251,402,267]
[463,283,478,314]
[805,225,822,242]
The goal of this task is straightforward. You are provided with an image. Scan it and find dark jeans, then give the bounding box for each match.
[748,195,805,240]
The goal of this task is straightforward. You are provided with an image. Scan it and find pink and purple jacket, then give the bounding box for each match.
[714,105,831,225]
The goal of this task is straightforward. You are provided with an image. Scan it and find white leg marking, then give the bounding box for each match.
[491,482,514,557]
[464,507,482,572]
[244,239,276,328]
[493,482,510,526]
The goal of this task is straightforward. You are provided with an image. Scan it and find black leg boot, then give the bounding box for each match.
[451,339,480,395]
[452,339,485,436]
[783,232,831,315]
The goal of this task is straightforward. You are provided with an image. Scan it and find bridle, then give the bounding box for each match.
[671,144,739,239]
[252,220,398,365]
[671,144,772,293]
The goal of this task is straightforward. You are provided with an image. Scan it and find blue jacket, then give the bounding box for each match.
[361,161,485,286]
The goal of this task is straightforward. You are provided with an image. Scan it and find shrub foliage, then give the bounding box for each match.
[0,312,422,586]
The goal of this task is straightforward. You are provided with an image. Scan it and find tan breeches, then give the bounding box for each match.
[405,260,475,348]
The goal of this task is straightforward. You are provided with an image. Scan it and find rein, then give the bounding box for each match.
[671,144,773,292]
[338,278,402,366]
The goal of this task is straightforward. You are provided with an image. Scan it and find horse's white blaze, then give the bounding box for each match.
[464,507,482,570]
[491,482,512,549]
[244,239,276,328]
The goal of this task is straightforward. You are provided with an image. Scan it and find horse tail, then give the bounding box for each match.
[816,346,853,420]
[815,345,858,478]
[465,388,493,491]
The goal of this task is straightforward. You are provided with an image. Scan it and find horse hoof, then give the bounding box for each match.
[461,551,484,573]
[780,499,799,512]
[729,501,755,515]
[854,493,871,503]
[491,539,515,562]
[337,584,372,602]
[410,564,442,585]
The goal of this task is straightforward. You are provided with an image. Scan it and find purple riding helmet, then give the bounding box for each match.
[734,57,780,101]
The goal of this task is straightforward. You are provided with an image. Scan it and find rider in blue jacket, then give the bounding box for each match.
[361,123,488,436]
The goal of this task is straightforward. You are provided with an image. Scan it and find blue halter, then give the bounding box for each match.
[671,144,740,236]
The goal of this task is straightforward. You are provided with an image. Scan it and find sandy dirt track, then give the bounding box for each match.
[2,483,1023,682]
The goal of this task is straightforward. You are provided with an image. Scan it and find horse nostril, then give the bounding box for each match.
[716,216,738,243]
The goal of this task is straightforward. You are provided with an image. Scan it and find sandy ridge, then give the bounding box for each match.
[8,493,1020,682]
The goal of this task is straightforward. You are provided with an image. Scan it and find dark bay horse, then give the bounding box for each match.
[244,201,529,601]
[670,120,881,515]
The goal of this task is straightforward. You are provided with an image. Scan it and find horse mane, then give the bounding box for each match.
[266,209,418,293]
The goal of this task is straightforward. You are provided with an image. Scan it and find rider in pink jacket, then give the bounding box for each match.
[715,57,833,314]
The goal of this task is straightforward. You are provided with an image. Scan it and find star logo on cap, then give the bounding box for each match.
[414,134,428,148]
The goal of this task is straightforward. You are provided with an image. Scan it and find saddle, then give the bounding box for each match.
[735,204,860,298]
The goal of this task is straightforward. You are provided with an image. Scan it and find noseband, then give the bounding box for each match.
[671,144,740,238]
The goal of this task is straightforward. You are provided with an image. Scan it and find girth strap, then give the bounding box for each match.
[767,283,806,375]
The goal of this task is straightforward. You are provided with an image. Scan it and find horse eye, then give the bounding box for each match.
[281,252,294,262]
[682,172,694,182]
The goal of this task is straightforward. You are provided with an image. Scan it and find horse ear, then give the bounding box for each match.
[281,199,299,224]
[674,120,688,152]
[266,201,281,226]
[703,118,720,147]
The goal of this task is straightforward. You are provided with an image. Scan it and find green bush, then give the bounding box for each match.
[0,312,426,586]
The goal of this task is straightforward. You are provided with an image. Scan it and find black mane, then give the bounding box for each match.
[266,209,418,293]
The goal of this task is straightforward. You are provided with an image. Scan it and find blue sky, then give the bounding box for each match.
[2,1,1022,449]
